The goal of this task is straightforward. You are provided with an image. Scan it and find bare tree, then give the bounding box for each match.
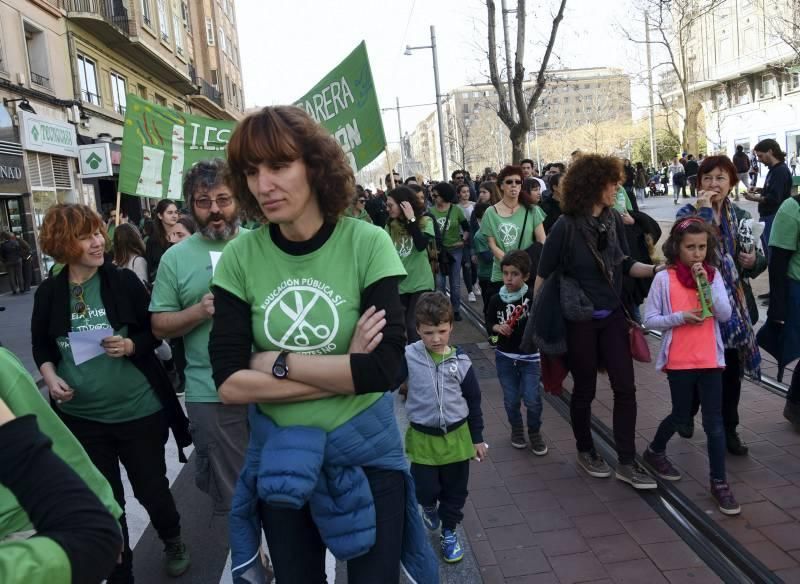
[624,0,725,154]
[485,0,568,163]
[765,0,800,63]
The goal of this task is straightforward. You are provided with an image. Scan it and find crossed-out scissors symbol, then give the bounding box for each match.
[499,223,518,245]
[279,291,332,347]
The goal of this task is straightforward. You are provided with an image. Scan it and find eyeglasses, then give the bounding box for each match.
[71,284,87,317]
[194,195,234,209]
[503,179,523,185]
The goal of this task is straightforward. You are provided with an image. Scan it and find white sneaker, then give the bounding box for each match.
[473,283,481,296]
[468,292,477,303]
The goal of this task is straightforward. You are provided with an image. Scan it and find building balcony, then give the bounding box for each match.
[30,71,51,90]
[187,67,237,120]
[60,0,195,95]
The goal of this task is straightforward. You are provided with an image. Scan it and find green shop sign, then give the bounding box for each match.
[19,110,78,158]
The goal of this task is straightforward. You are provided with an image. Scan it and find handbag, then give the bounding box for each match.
[579,221,652,363]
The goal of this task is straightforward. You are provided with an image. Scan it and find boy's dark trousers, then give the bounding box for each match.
[411,460,470,530]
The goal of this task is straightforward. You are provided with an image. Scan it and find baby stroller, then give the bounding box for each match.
[648,175,664,196]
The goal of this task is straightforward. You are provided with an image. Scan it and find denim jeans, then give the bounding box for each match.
[651,369,726,482]
[436,247,463,313]
[495,352,542,431]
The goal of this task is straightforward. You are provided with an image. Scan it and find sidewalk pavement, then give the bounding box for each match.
[0,289,37,375]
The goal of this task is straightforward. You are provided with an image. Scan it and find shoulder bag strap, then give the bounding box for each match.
[518,207,530,249]
[440,205,454,246]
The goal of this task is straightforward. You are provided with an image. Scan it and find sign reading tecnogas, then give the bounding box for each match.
[19,110,79,158]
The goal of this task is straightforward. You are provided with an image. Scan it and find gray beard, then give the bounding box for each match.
[199,217,240,241]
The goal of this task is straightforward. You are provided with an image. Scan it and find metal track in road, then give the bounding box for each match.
[457,300,783,584]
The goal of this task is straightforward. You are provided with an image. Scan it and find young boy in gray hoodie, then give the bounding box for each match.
[397,291,486,564]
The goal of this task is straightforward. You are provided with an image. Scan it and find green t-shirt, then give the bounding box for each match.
[0,536,70,584]
[473,228,493,281]
[55,274,162,423]
[386,217,435,295]
[212,218,406,431]
[614,187,633,213]
[482,204,546,282]
[150,230,248,403]
[769,197,800,281]
[0,348,122,539]
[429,204,466,249]
[349,208,373,223]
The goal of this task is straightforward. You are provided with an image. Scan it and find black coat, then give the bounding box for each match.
[622,211,662,307]
[31,261,191,460]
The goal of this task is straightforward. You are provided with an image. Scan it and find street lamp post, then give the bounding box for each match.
[406,25,448,181]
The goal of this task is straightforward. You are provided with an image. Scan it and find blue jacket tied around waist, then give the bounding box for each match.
[229,394,439,584]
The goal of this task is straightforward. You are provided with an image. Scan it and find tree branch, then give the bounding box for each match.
[524,0,567,123]
[486,0,513,128]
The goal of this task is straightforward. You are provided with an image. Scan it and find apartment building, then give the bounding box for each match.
[680,0,799,162]
[0,0,246,288]
[408,68,632,178]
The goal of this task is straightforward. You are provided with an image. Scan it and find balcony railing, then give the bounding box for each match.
[60,0,131,36]
[30,71,50,89]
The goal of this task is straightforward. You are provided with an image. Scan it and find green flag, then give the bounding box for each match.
[119,94,235,200]
[294,41,386,171]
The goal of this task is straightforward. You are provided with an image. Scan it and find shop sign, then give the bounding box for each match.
[0,153,26,193]
[19,110,78,158]
[78,143,113,178]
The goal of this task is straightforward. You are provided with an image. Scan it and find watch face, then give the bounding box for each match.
[273,363,288,378]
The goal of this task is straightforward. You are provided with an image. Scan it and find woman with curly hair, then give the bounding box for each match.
[30,204,191,582]
[386,185,435,342]
[209,106,437,583]
[535,154,662,490]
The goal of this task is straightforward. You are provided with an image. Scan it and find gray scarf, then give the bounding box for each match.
[575,208,625,283]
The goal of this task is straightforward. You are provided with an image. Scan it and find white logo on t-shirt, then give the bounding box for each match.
[498,222,519,246]
[436,217,447,232]
[263,286,340,352]
[396,236,413,258]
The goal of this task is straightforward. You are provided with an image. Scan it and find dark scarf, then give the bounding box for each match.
[575,208,625,283]
[674,262,716,289]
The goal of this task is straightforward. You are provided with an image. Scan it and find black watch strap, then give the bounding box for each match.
[272,350,290,379]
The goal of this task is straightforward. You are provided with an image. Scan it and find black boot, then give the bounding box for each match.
[725,430,749,456]
[784,401,800,432]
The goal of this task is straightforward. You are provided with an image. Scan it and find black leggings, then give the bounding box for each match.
[691,348,741,432]
[258,467,405,583]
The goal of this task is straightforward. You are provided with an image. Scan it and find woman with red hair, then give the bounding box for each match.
[30,204,191,583]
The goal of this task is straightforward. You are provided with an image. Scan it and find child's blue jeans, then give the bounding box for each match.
[495,353,542,432]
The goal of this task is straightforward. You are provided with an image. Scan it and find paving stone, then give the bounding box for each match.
[469,469,507,489]
[469,486,515,510]
[642,540,705,571]
[774,566,800,582]
[572,513,627,539]
[761,454,800,475]
[479,565,506,584]
[525,508,574,533]
[476,504,527,529]
[532,461,580,480]
[712,516,767,544]
[495,459,540,479]
[586,532,647,564]
[746,440,790,460]
[556,493,607,517]
[735,468,791,490]
[663,566,723,583]
[495,546,552,578]
[623,518,681,544]
[485,522,535,551]
[511,489,560,512]
[743,540,800,571]
[760,484,800,509]
[760,522,800,552]
[549,551,608,584]
[738,500,794,527]
[602,558,669,584]
[605,497,659,522]
[504,573,561,584]
[469,539,497,567]
[503,472,549,494]
[529,528,589,557]
[545,477,594,497]
[762,430,800,447]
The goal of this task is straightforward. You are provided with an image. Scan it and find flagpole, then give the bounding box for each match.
[385,147,395,189]
[114,192,121,227]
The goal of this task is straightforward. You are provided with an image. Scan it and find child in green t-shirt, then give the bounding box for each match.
[398,292,487,564]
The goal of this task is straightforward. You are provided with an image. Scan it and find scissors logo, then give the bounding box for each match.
[437,217,447,232]
[396,236,413,258]
[498,222,518,246]
[264,286,339,351]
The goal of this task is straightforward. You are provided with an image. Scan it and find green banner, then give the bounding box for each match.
[119,94,235,200]
[294,41,386,171]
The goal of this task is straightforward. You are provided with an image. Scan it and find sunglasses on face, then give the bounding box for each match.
[71,284,87,317]
[503,179,523,185]
[194,196,234,210]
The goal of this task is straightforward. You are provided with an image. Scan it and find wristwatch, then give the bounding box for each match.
[408,215,416,223]
[272,350,290,379]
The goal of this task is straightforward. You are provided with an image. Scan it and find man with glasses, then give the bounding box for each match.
[149,159,250,520]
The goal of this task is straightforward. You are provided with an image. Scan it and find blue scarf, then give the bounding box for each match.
[500,283,528,303]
